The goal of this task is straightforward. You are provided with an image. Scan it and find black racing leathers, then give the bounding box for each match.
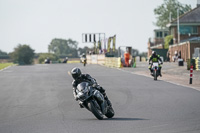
[148,54,163,76]
[72,74,105,100]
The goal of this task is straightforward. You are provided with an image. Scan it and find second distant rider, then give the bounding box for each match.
[148,51,163,76]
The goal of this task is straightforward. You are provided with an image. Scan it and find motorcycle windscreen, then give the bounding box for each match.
[152,62,159,67]
[77,82,89,92]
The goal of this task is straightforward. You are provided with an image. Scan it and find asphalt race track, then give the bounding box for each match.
[0,64,200,133]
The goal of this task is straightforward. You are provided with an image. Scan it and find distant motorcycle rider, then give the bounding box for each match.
[148,51,163,76]
[71,67,111,108]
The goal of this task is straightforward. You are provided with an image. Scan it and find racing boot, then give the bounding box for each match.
[149,68,153,75]
[79,102,84,108]
[102,92,112,107]
[105,95,112,107]
[96,86,112,107]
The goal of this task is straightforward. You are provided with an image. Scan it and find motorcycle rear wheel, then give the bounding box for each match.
[88,101,104,120]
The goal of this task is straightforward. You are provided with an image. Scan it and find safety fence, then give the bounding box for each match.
[86,54,147,68]
[86,54,105,65]
[195,57,200,70]
[86,54,121,68]
[104,57,121,68]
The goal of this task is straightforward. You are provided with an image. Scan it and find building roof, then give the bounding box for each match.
[167,6,200,27]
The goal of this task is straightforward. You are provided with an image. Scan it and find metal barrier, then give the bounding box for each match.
[195,57,200,70]
[104,57,121,68]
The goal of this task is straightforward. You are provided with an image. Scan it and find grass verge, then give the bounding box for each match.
[0,63,14,70]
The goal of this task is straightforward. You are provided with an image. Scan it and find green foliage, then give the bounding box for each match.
[154,0,191,28]
[48,38,78,57]
[0,50,8,56]
[38,53,59,64]
[139,52,147,57]
[10,44,35,65]
[0,50,9,59]
[164,35,173,49]
[78,46,93,56]
[132,49,139,56]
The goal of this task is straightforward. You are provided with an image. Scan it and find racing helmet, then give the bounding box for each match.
[71,67,81,80]
[152,51,157,56]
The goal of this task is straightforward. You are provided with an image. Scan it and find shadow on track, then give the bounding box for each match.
[104,117,149,121]
[80,117,149,121]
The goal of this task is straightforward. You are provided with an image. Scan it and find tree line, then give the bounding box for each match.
[0,37,146,65]
[154,0,191,28]
[0,38,93,65]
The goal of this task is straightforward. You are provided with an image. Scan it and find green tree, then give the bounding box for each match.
[0,50,9,59]
[10,44,35,65]
[139,52,147,57]
[154,0,191,28]
[38,53,59,64]
[48,38,78,57]
[0,50,8,56]
[164,35,173,49]
[78,46,93,56]
[132,49,139,56]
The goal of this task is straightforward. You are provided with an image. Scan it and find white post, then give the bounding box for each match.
[169,12,172,22]
[177,8,180,44]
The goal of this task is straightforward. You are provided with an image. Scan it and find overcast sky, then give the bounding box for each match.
[0,0,197,53]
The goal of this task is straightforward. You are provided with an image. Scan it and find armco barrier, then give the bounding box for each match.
[195,57,200,70]
[86,54,121,68]
[86,54,105,65]
[104,57,121,68]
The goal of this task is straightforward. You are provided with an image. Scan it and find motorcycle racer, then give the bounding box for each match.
[148,51,163,76]
[71,67,111,108]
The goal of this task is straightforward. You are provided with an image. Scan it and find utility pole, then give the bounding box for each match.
[177,8,180,44]
[169,12,172,22]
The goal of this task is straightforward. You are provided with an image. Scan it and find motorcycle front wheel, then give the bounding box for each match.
[154,70,157,80]
[105,106,115,118]
[88,100,104,120]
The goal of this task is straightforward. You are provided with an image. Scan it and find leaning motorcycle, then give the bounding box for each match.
[82,58,86,66]
[80,57,86,66]
[150,62,161,80]
[76,82,114,120]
